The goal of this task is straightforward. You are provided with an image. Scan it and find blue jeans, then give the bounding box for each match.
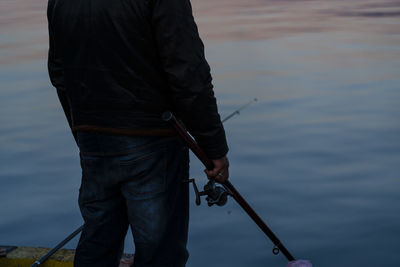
[74,132,190,267]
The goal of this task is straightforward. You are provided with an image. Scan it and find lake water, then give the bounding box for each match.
[1,0,399,266]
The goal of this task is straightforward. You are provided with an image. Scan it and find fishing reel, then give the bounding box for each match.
[184,178,232,207]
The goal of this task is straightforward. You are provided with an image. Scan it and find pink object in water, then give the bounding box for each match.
[286,259,313,267]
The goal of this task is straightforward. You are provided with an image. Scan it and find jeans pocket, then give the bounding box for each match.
[119,146,167,200]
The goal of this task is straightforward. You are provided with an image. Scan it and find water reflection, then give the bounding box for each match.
[1,0,400,65]
[192,0,400,41]
[0,0,47,65]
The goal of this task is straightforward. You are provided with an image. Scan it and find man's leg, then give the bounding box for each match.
[74,188,129,267]
[74,132,130,267]
[120,137,190,267]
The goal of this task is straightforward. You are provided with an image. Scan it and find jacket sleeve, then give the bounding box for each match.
[151,0,228,159]
[47,0,76,142]
[48,0,69,125]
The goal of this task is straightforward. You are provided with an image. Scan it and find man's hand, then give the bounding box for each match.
[204,156,230,183]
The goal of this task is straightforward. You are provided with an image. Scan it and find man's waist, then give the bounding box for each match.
[72,125,176,137]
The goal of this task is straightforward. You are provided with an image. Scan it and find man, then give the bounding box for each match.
[47,0,229,266]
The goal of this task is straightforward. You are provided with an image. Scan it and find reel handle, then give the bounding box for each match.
[184,179,201,206]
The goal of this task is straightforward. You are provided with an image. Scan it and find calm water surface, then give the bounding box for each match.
[1,0,400,266]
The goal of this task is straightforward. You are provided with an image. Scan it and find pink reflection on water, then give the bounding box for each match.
[0,0,47,65]
[191,0,400,42]
[0,0,47,29]
[0,0,399,65]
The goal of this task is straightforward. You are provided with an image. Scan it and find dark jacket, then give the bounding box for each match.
[47,0,228,159]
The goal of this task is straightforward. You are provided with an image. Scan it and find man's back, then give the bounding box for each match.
[48,0,228,159]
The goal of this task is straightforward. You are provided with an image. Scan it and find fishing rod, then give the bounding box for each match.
[30,225,83,267]
[162,111,296,262]
[30,99,258,266]
[222,98,257,123]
